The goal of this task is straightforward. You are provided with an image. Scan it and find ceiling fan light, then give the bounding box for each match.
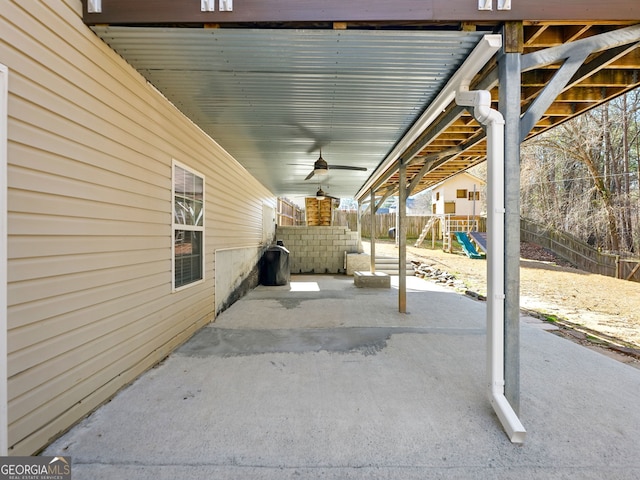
[313,168,329,176]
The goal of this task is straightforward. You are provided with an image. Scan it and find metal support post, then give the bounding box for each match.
[499,23,523,414]
[357,200,363,252]
[370,189,376,273]
[398,161,407,313]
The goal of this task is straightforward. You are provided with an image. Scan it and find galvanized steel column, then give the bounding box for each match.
[370,188,376,273]
[499,23,523,414]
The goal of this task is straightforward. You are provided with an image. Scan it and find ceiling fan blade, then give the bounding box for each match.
[290,123,330,154]
[304,170,315,180]
[327,165,367,171]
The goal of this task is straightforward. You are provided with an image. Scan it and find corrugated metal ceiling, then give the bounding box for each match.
[92,27,485,199]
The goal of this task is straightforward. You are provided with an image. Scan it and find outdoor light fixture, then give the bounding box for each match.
[313,150,330,176]
[87,0,101,13]
[478,0,512,10]
[201,0,233,12]
[201,0,215,11]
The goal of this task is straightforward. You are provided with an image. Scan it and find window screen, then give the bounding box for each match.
[468,191,481,201]
[173,162,204,289]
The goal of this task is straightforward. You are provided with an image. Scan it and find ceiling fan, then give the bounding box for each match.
[304,149,367,180]
[314,185,339,201]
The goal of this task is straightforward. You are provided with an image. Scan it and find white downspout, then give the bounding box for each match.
[455,88,526,444]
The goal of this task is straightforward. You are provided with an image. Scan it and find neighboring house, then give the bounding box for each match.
[1,1,276,455]
[385,195,433,216]
[431,172,485,216]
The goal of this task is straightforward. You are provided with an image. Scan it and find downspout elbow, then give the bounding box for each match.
[455,88,504,126]
[476,104,504,126]
[490,389,527,444]
[472,90,504,126]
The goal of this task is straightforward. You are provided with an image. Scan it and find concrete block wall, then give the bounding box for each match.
[276,226,363,274]
[346,253,371,276]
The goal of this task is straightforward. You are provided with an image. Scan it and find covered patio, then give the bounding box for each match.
[77,0,640,445]
[44,274,640,479]
[2,0,640,457]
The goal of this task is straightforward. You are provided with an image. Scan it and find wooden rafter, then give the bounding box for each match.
[378,22,640,197]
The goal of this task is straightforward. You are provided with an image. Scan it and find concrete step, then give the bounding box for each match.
[374,256,415,276]
[354,271,391,288]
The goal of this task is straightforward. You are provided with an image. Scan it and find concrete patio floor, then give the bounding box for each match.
[44,274,640,479]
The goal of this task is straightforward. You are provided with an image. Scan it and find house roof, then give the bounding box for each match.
[431,171,486,190]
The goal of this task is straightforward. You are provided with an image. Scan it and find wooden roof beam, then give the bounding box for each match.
[522,24,640,71]
[524,86,628,102]
[81,0,640,25]
[563,24,597,43]
[609,48,640,68]
[524,25,550,46]
[523,67,640,87]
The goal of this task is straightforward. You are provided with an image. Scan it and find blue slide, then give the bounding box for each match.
[454,232,485,259]
[468,231,487,253]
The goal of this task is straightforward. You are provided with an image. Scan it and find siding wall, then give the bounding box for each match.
[1,0,275,454]
[433,174,484,216]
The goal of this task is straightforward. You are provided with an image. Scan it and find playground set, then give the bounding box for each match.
[415,215,486,259]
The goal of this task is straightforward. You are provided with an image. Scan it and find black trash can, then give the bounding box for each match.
[388,227,396,239]
[260,244,290,286]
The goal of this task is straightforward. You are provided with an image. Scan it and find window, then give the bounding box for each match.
[435,192,440,201]
[173,161,204,289]
[444,201,456,214]
[456,189,467,199]
[468,191,480,201]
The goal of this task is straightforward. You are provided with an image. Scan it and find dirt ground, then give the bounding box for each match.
[371,240,640,350]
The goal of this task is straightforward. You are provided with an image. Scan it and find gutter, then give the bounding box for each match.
[355,34,502,201]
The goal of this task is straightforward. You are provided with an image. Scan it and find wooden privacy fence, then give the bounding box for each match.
[332,212,486,240]
[333,212,436,238]
[520,218,640,282]
[618,258,640,282]
[277,198,305,226]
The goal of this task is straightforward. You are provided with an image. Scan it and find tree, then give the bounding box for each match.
[521,89,640,254]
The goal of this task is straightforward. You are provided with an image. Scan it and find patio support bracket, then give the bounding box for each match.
[520,24,640,141]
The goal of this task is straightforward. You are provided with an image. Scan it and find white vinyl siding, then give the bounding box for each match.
[2,0,275,455]
[431,173,485,216]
